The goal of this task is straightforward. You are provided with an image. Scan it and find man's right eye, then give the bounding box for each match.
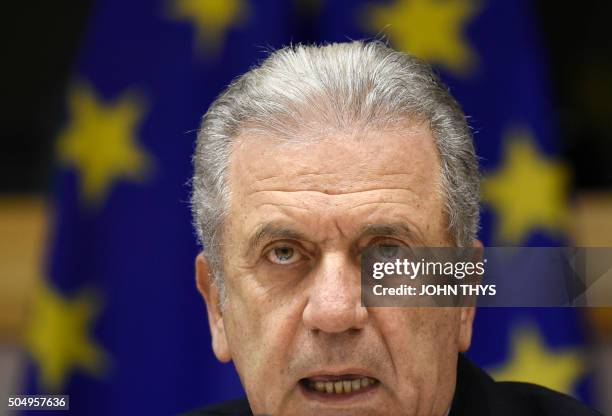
[265,245,303,265]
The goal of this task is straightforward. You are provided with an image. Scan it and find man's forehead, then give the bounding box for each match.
[221,124,450,247]
[228,123,441,196]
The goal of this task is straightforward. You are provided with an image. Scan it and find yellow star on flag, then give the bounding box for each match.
[169,0,248,55]
[488,325,584,395]
[57,83,152,206]
[482,128,570,243]
[364,0,480,76]
[24,281,109,391]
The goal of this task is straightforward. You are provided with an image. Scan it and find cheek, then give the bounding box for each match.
[221,280,306,401]
[222,284,268,367]
[375,308,461,384]
[378,309,461,413]
[377,308,460,347]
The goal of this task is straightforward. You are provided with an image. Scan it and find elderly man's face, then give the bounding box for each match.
[196,123,476,416]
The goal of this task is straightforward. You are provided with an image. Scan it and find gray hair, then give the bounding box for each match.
[191,40,480,291]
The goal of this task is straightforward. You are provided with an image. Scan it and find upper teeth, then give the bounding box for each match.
[309,377,376,394]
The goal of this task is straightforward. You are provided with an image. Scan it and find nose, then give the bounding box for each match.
[302,252,368,333]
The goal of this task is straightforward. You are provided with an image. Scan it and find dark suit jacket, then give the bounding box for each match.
[182,354,602,415]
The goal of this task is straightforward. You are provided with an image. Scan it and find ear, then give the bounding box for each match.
[196,253,232,362]
[458,239,483,352]
[458,305,476,352]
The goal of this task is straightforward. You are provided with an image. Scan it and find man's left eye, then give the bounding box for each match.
[266,246,303,265]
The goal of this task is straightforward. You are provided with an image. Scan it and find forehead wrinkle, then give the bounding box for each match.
[247,172,426,196]
[242,188,430,226]
[251,171,342,183]
[245,186,420,198]
[253,202,310,212]
[242,188,435,239]
[347,200,421,212]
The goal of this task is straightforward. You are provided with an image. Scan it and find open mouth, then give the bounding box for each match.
[300,375,379,396]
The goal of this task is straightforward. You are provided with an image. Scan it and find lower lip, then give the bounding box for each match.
[298,379,380,404]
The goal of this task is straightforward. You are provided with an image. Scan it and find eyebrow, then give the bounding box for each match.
[358,222,415,241]
[245,221,415,256]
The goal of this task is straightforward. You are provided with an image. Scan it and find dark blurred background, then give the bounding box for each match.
[1,1,611,415]
[3,1,612,193]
